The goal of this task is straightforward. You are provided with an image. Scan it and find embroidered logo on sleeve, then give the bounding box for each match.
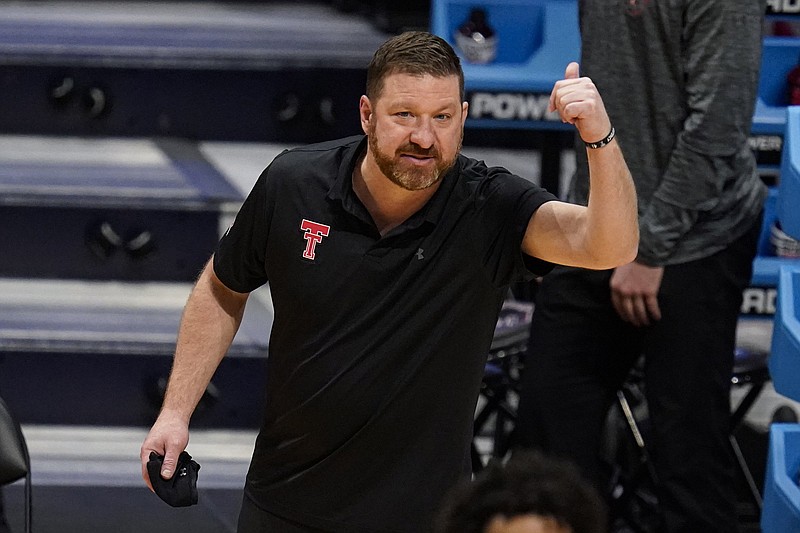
[300,219,331,260]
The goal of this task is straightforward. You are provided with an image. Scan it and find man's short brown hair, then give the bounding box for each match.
[366,31,465,102]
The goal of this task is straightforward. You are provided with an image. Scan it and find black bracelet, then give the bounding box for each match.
[584,127,616,149]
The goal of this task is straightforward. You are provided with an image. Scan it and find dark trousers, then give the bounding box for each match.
[515,219,761,533]
[237,493,333,533]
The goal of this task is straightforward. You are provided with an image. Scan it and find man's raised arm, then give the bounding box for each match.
[522,62,638,270]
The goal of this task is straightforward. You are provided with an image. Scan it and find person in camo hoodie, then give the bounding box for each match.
[516,1,767,532]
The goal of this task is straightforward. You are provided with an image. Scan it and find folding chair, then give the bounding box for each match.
[0,395,31,533]
[605,347,793,531]
[472,299,532,473]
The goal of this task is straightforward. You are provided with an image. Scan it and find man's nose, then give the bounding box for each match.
[409,119,435,149]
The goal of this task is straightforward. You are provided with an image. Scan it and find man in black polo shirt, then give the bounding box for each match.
[140,31,637,532]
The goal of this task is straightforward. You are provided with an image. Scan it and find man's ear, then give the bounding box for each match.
[359,95,372,134]
[461,101,469,127]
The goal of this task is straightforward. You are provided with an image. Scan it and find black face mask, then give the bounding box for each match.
[147,451,201,507]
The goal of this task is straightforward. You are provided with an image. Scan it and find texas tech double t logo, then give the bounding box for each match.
[300,219,330,260]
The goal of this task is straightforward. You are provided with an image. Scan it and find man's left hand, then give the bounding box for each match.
[609,261,664,327]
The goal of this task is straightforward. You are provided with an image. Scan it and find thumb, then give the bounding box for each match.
[160,449,180,479]
[565,62,580,80]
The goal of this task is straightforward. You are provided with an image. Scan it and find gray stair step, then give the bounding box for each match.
[0,135,241,281]
[0,279,273,427]
[2,425,256,533]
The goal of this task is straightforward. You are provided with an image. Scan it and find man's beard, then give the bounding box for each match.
[368,123,460,191]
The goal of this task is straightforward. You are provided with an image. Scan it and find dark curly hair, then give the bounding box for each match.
[434,451,607,533]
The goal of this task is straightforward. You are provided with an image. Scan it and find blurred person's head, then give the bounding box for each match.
[435,451,607,533]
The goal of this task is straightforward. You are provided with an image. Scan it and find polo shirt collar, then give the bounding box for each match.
[326,135,367,208]
[327,135,460,232]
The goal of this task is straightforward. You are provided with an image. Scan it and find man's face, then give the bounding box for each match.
[485,515,573,533]
[360,72,468,191]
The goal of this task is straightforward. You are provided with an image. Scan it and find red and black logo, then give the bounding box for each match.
[300,219,330,260]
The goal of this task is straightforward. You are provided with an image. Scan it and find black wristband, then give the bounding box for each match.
[584,127,615,149]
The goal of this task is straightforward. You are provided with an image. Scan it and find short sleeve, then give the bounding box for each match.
[471,165,557,285]
[213,166,272,293]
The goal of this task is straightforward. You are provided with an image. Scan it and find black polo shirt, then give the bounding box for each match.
[213,136,556,533]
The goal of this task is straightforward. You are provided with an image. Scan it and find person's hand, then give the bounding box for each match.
[549,62,612,145]
[609,261,664,327]
[140,409,190,491]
